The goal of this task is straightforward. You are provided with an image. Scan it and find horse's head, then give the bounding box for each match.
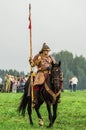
[51,61,63,92]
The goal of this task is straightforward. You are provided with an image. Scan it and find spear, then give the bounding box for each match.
[28,4,34,106]
[29,4,32,70]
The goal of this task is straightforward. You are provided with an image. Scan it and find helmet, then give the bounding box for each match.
[41,43,51,51]
[39,43,51,54]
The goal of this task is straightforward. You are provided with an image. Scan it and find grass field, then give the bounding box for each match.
[0,90,86,130]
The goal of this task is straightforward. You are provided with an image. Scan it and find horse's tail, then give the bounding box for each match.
[18,78,31,116]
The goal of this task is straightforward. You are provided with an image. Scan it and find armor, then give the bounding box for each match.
[33,54,55,71]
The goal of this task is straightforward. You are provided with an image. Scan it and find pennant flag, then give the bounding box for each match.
[28,15,32,29]
[28,4,32,29]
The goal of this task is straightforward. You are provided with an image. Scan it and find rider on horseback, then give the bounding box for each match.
[29,43,58,106]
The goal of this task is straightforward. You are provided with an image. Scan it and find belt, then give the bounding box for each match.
[37,68,51,74]
[43,70,49,74]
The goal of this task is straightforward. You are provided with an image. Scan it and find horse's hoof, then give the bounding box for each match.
[46,124,53,128]
[30,122,33,125]
[38,118,44,126]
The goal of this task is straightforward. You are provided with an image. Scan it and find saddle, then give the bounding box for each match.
[33,71,45,86]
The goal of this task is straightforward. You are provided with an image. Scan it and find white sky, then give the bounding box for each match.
[0,0,86,73]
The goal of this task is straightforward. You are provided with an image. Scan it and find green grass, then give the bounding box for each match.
[0,90,86,130]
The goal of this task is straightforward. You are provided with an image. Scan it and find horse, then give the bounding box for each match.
[18,62,63,127]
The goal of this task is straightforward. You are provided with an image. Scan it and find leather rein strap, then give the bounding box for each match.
[44,82,61,99]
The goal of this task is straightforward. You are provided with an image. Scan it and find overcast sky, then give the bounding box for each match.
[0,0,86,73]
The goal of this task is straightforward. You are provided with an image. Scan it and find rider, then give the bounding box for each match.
[29,43,57,105]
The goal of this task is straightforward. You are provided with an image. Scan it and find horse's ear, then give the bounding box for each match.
[58,61,61,67]
[52,62,54,67]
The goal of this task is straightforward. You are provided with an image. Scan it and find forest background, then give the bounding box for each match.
[0,50,86,90]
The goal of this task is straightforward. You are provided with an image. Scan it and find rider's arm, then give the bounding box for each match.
[29,54,41,67]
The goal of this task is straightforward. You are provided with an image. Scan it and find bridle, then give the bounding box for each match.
[51,66,61,84]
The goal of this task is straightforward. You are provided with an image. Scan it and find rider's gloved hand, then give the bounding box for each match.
[29,58,34,67]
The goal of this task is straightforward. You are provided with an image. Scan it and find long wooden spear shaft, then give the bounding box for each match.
[29,4,32,71]
[29,4,34,106]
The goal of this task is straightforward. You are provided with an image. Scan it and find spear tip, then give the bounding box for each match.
[29,3,31,10]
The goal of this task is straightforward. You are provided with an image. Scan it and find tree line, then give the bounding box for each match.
[52,50,86,90]
[0,50,86,90]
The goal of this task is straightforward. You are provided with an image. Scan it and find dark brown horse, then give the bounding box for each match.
[18,62,63,127]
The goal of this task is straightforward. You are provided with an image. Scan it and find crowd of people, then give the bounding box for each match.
[0,74,79,93]
[0,74,29,93]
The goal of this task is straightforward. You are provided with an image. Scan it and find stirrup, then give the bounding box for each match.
[32,99,38,107]
[32,103,35,108]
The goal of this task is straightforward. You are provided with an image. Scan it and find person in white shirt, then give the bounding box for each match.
[72,76,78,92]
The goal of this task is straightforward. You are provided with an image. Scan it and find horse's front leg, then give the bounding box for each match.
[46,101,53,128]
[52,102,58,124]
[35,103,44,126]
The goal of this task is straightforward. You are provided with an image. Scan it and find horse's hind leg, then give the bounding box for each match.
[27,97,33,125]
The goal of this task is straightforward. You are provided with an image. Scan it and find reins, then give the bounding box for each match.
[45,81,61,98]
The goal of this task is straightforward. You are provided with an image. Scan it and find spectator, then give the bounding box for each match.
[17,77,25,92]
[72,76,78,92]
[5,74,11,92]
[0,77,3,91]
[12,77,18,93]
[69,78,73,92]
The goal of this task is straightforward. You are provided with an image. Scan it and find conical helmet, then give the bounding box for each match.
[41,43,51,51]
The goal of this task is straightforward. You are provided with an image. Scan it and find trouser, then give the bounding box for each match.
[73,84,77,91]
[6,84,10,92]
[69,85,73,92]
